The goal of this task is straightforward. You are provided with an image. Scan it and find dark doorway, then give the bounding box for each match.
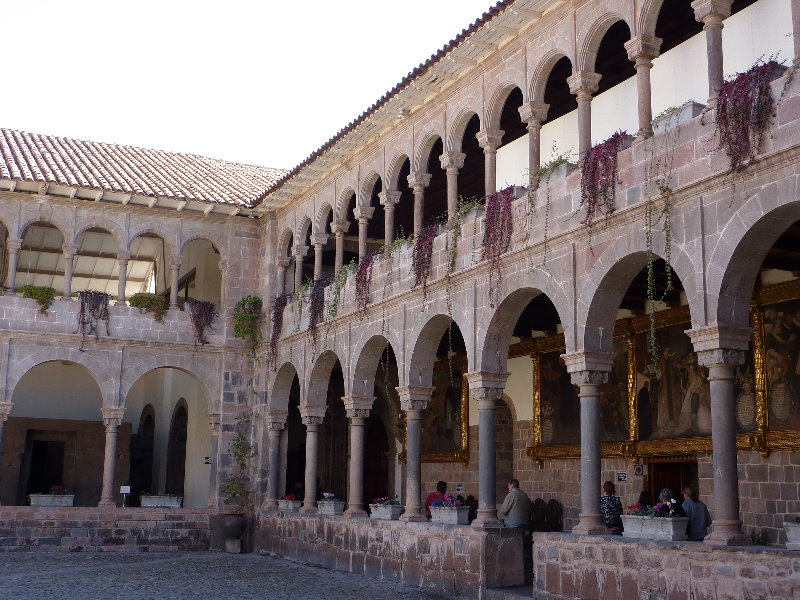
[23,439,65,501]
[363,418,389,503]
[129,407,155,506]
[646,457,698,501]
[165,402,188,496]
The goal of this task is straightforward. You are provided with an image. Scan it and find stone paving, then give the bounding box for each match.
[0,552,469,600]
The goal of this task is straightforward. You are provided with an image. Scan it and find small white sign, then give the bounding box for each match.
[456,483,464,493]
[204,456,212,465]
[120,485,131,494]
[616,471,627,483]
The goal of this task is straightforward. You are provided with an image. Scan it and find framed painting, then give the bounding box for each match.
[418,356,469,464]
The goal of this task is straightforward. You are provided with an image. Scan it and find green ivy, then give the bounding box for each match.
[129,292,168,322]
[233,295,263,357]
[221,411,257,504]
[18,284,55,314]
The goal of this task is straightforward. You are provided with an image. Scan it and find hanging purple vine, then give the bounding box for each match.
[270,293,290,370]
[714,60,777,173]
[187,299,218,345]
[411,220,441,302]
[355,251,377,319]
[76,290,110,349]
[579,131,627,230]
[481,186,515,308]
[308,273,332,351]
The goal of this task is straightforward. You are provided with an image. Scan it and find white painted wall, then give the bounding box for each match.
[11,361,103,419]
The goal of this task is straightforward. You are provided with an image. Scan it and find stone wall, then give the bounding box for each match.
[0,506,210,552]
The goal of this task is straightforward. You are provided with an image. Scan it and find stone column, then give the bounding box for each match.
[353,206,374,262]
[518,102,550,191]
[793,0,800,66]
[465,371,509,528]
[439,152,466,221]
[397,385,434,522]
[116,250,131,305]
[562,352,614,535]
[343,396,374,518]
[378,190,401,246]
[62,244,78,301]
[477,129,504,197]
[311,234,328,281]
[265,412,287,510]
[5,237,22,292]
[217,260,228,321]
[169,255,182,309]
[293,244,309,293]
[688,326,751,545]
[279,427,288,499]
[299,406,326,514]
[99,406,126,506]
[407,172,432,236]
[625,35,662,142]
[692,0,733,104]
[332,220,350,274]
[0,402,12,473]
[567,72,602,159]
[207,412,220,509]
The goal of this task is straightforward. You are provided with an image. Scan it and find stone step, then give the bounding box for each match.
[483,585,533,600]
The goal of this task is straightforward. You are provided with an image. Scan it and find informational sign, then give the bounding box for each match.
[633,465,644,476]
[456,483,464,493]
[120,485,131,494]
[204,456,212,465]
[616,471,627,482]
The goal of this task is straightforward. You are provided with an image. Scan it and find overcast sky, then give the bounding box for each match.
[2,0,494,170]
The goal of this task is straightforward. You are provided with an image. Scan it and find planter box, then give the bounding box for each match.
[278,499,303,513]
[430,505,470,525]
[141,495,182,508]
[318,500,346,516]
[621,515,688,541]
[28,494,75,507]
[369,504,404,520]
[784,521,800,550]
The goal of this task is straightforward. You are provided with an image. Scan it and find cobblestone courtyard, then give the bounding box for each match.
[0,552,467,600]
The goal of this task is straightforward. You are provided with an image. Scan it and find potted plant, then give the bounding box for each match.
[28,485,75,507]
[369,496,403,520]
[278,493,303,513]
[219,411,256,551]
[317,492,345,516]
[783,516,800,549]
[430,494,470,525]
[140,493,182,508]
[621,500,689,541]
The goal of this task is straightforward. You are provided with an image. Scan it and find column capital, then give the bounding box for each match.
[567,71,602,98]
[208,412,221,433]
[378,190,401,207]
[352,205,374,221]
[396,385,434,411]
[407,172,432,190]
[332,220,350,235]
[101,406,126,428]
[465,371,510,400]
[311,233,329,247]
[300,405,327,425]
[686,325,751,355]
[625,35,662,62]
[476,129,504,152]
[6,237,22,252]
[569,370,609,386]
[342,396,375,419]
[169,254,183,268]
[518,101,550,124]
[266,411,288,430]
[277,256,291,270]
[116,250,132,263]
[63,244,79,258]
[0,402,12,422]
[293,244,309,258]
[691,0,732,23]
[439,152,466,171]
[561,351,615,375]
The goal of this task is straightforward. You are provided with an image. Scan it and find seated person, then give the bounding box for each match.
[425,481,447,518]
[601,481,623,534]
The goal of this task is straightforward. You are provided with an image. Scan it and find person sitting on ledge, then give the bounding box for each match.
[425,480,447,519]
[601,481,624,535]
[498,478,530,528]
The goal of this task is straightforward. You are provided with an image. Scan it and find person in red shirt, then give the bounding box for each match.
[425,480,448,519]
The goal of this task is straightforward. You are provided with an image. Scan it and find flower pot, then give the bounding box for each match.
[430,505,470,525]
[28,494,75,507]
[278,499,303,513]
[784,521,800,550]
[222,514,248,540]
[369,504,404,520]
[141,495,182,508]
[621,515,689,541]
[318,500,346,516]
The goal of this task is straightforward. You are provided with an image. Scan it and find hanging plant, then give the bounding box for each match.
[129,292,168,322]
[325,258,356,322]
[482,186,515,308]
[355,251,377,319]
[712,60,778,173]
[411,220,441,302]
[292,277,313,322]
[308,273,331,352]
[76,290,110,348]
[18,284,55,314]
[270,293,290,370]
[579,131,627,230]
[530,144,571,266]
[187,299,218,345]
[233,295,263,358]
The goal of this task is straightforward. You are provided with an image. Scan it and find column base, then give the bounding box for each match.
[299,503,318,515]
[262,499,279,511]
[571,513,605,535]
[399,509,426,523]
[704,520,749,546]
[344,507,368,519]
[471,508,502,528]
[98,498,116,507]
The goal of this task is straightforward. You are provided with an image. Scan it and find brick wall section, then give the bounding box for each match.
[532,532,800,600]
[0,507,210,552]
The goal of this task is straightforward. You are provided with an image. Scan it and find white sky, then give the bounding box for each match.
[2,0,494,170]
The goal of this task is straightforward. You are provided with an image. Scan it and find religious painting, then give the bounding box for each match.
[600,337,630,443]
[763,298,800,431]
[420,358,469,463]
[539,349,580,446]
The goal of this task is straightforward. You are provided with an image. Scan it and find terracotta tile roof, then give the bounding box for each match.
[0,128,287,208]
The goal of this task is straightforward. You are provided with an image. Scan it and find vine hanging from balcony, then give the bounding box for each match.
[308,273,331,353]
[187,300,218,346]
[270,293,290,370]
[411,220,441,302]
[355,251,377,319]
[579,131,627,230]
[18,284,55,314]
[530,143,571,267]
[482,186,514,308]
[129,292,168,322]
[233,295,263,359]
[76,290,110,349]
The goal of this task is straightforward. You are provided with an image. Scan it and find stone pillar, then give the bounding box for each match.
[625,35,662,142]
[0,402,12,472]
[439,152,466,221]
[692,0,733,104]
[378,190,401,246]
[279,427,288,499]
[217,260,228,320]
[407,172,432,236]
[293,244,309,293]
[169,255,182,309]
[207,412,220,509]
[5,237,22,292]
[465,371,509,528]
[562,352,614,535]
[518,102,550,191]
[477,129,504,197]
[688,326,751,546]
[353,207,374,262]
[276,257,290,296]
[299,406,326,514]
[397,385,434,522]
[265,412,287,510]
[793,0,800,66]
[567,72,602,159]
[343,396,374,518]
[332,220,350,274]
[116,250,131,304]
[99,407,126,506]
[62,244,78,301]
[311,234,328,281]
